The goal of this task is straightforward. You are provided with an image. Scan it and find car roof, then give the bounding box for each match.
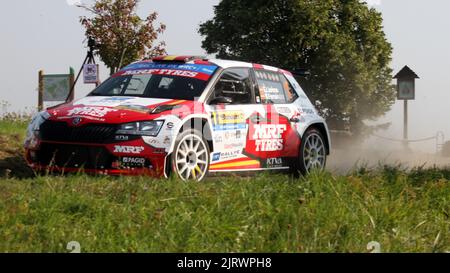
[208,59,252,69]
[210,59,291,75]
[127,55,291,75]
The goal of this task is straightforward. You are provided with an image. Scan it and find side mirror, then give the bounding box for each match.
[209,96,233,105]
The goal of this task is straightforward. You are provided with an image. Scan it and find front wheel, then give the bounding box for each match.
[295,128,327,175]
[171,129,210,182]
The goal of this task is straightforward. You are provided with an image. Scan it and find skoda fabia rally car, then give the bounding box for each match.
[24,56,330,181]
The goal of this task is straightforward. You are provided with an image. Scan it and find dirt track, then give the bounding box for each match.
[328,147,450,174]
[0,135,33,178]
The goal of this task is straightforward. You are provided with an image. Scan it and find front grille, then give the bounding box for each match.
[37,143,114,169]
[40,121,117,143]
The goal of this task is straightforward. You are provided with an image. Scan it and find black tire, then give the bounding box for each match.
[293,128,327,175]
[171,129,210,182]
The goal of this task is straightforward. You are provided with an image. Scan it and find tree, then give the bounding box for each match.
[199,0,396,135]
[80,0,166,75]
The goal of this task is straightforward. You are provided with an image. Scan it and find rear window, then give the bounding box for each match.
[90,63,218,101]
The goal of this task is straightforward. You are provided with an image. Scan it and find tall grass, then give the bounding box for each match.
[0,106,32,137]
[0,169,448,253]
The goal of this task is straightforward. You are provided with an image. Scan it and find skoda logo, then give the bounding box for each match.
[72,117,82,126]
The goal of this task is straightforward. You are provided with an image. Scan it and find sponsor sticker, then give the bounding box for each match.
[252,124,287,152]
[122,157,146,165]
[163,136,171,145]
[67,107,118,118]
[122,69,199,79]
[115,104,150,114]
[213,124,247,131]
[215,150,241,161]
[276,107,292,115]
[119,157,150,168]
[146,139,161,146]
[116,63,218,81]
[212,153,221,162]
[98,97,134,102]
[224,143,245,150]
[115,135,129,141]
[153,148,166,154]
[212,111,246,131]
[214,135,223,143]
[301,108,315,115]
[114,145,145,154]
[166,122,175,129]
[123,63,218,76]
[266,157,284,168]
[224,130,244,140]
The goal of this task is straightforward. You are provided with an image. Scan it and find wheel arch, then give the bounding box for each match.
[165,117,213,180]
[178,117,214,152]
[304,123,331,155]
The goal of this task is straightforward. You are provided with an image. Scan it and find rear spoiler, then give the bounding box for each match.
[289,69,311,77]
[152,55,207,63]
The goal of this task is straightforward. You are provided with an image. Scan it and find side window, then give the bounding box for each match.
[255,70,298,104]
[212,68,254,104]
[255,70,286,104]
[281,74,299,103]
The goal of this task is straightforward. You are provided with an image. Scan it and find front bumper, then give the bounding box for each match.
[25,138,168,177]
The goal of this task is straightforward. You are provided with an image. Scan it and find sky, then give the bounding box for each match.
[0,0,449,153]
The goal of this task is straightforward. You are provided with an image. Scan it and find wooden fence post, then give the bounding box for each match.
[38,70,44,111]
[69,67,75,102]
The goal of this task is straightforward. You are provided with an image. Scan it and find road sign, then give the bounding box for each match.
[394,65,420,149]
[42,74,71,101]
[83,64,99,84]
[394,66,419,100]
[38,68,75,110]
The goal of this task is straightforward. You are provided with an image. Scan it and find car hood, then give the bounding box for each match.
[46,96,189,125]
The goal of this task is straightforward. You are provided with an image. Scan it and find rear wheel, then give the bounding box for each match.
[296,128,327,175]
[171,129,210,182]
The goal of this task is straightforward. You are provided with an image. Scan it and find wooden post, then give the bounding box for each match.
[38,70,44,111]
[69,67,75,102]
[403,100,409,149]
[394,66,419,151]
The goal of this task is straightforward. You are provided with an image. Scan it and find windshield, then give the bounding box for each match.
[89,63,218,100]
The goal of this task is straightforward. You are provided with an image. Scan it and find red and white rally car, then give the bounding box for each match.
[24,56,330,181]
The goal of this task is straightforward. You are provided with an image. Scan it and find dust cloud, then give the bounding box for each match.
[327,133,450,174]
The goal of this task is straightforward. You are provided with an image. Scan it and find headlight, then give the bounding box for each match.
[27,111,50,136]
[116,121,164,136]
[25,111,50,148]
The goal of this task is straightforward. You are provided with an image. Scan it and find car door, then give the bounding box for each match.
[205,67,263,170]
[248,69,301,169]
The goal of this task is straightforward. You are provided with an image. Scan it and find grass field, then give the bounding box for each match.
[0,118,448,253]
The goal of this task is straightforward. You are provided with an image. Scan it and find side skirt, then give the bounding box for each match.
[209,167,290,173]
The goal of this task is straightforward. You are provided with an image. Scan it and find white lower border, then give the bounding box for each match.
[209,167,290,173]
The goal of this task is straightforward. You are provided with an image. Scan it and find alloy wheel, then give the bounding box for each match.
[175,134,209,181]
[303,132,326,172]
